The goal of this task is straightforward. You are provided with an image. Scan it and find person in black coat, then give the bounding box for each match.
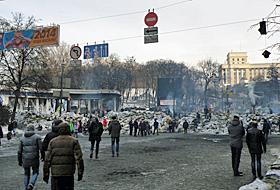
[88,117,104,159]
[129,119,133,136]
[246,120,266,180]
[262,119,271,144]
[0,125,3,146]
[153,119,159,135]
[183,120,189,134]
[133,120,138,137]
[42,120,63,152]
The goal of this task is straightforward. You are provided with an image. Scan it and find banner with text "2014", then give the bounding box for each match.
[0,25,60,50]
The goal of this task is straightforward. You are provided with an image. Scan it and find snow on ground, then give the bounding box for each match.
[239,158,280,190]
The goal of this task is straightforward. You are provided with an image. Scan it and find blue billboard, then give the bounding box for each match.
[84,43,109,59]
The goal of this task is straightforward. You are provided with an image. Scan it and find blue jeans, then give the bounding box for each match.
[111,137,120,155]
[24,167,39,189]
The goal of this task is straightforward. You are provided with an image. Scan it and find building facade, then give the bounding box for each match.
[0,89,121,114]
[220,52,280,85]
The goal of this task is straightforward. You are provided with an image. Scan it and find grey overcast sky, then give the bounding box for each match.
[0,0,279,66]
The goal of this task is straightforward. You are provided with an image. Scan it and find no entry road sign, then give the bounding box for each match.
[144,12,158,27]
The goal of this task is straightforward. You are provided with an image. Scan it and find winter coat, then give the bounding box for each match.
[129,120,133,128]
[44,135,84,177]
[0,126,3,138]
[262,121,270,134]
[42,125,60,152]
[88,121,104,142]
[183,121,189,129]
[154,121,159,129]
[228,118,245,149]
[133,121,139,129]
[246,127,266,154]
[18,131,43,168]
[108,120,121,138]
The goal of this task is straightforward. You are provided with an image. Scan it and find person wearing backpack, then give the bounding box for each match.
[88,117,104,159]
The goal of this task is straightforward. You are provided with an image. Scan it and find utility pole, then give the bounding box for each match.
[59,61,65,116]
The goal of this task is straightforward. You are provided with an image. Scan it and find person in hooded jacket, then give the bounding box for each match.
[18,125,44,190]
[108,116,122,157]
[88,117,104,159]
[43,122,84,190]
[246,119,266,180]
[228,115,245,176]
[42,119,63,152]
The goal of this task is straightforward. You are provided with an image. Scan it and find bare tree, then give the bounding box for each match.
[0,13,51,120]
[198,59,220,107]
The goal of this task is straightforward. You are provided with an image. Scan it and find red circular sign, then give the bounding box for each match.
[144,12,158,27]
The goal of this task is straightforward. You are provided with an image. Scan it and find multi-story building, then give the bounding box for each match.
[220,52,280,85]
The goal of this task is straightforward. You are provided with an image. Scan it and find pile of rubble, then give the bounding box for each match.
[8,110,280,135]
[239,151,280,190]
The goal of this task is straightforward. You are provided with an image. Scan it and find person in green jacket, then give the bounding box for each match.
[68,118,75,135]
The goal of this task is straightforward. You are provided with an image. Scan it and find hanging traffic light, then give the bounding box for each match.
[262,50,271,58]
[258,21,267,35]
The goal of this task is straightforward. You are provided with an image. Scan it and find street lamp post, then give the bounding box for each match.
[59,62,65,116]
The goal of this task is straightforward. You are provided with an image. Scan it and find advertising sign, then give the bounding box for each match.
[3,30,34,49]
[30,26,60,47]
[84,43,109,59]
[0,25,60,50]
[0,33,4,50]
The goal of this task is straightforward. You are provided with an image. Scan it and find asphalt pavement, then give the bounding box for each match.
[0,133,279,190]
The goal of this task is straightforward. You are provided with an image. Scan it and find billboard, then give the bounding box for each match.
[0,25,60,50]
[157,77,182,106]
[84,43,109,59]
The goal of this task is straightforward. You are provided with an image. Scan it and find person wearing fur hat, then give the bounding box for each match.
[228,115,245,177]
[18,124,44,190]
[43,122,84,190]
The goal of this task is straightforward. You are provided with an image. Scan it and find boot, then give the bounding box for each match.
[90,153,93,159]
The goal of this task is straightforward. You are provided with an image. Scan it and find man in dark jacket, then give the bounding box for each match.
[133,120,138,137]
[228,115,245,176]
[246,120,266,180]
[18,125,44,190]
[183,120,189,134]
[88,117,104,159]
[153,118,159,135]
[108,116,122,157]
[262,119,271,144]
[0,125,3,146]
[43,122,84,190]
[42,119,63,152]
[129,119,133,136]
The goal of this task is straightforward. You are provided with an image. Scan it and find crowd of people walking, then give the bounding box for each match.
[12,109,279,189]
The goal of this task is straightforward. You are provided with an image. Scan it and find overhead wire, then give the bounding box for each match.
[78,18,260,45]
[59,0,192,25]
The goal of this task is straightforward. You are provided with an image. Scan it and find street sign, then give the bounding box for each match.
[70,46,82,59]
[144,27,158,35]
[144,35,158,44]
[84,43,109,59]
[144,12,158,27]
[70,59,82,66]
